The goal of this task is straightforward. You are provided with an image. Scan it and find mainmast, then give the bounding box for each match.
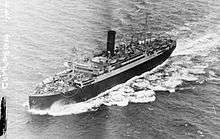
[145,12,151,44]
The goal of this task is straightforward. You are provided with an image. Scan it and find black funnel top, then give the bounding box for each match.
[107,30,116,56]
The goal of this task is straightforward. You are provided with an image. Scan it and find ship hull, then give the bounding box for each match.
[29,45,176,110]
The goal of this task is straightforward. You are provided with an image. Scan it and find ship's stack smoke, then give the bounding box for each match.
[107,30,116,56]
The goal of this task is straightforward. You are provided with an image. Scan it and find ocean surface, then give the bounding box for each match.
[0,0,220,138]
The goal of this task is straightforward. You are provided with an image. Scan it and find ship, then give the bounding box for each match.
[29,30,176,110]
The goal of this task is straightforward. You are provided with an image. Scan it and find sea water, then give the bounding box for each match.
[1,0,220,138]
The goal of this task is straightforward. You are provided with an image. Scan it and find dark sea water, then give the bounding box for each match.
[1,0,220,138]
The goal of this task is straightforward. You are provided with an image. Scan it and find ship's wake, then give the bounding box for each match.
[26,31,220,116]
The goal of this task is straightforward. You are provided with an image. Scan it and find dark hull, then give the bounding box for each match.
[29,45,176,110]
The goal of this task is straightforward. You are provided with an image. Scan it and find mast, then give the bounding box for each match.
[145,12,152,47]
[144,12,149,51]
[145,12,148,38]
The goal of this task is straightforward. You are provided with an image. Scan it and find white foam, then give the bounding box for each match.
[172,32,220,57]
[188,68,206,75]
[209,70,216,77]
[180,72,198,81]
